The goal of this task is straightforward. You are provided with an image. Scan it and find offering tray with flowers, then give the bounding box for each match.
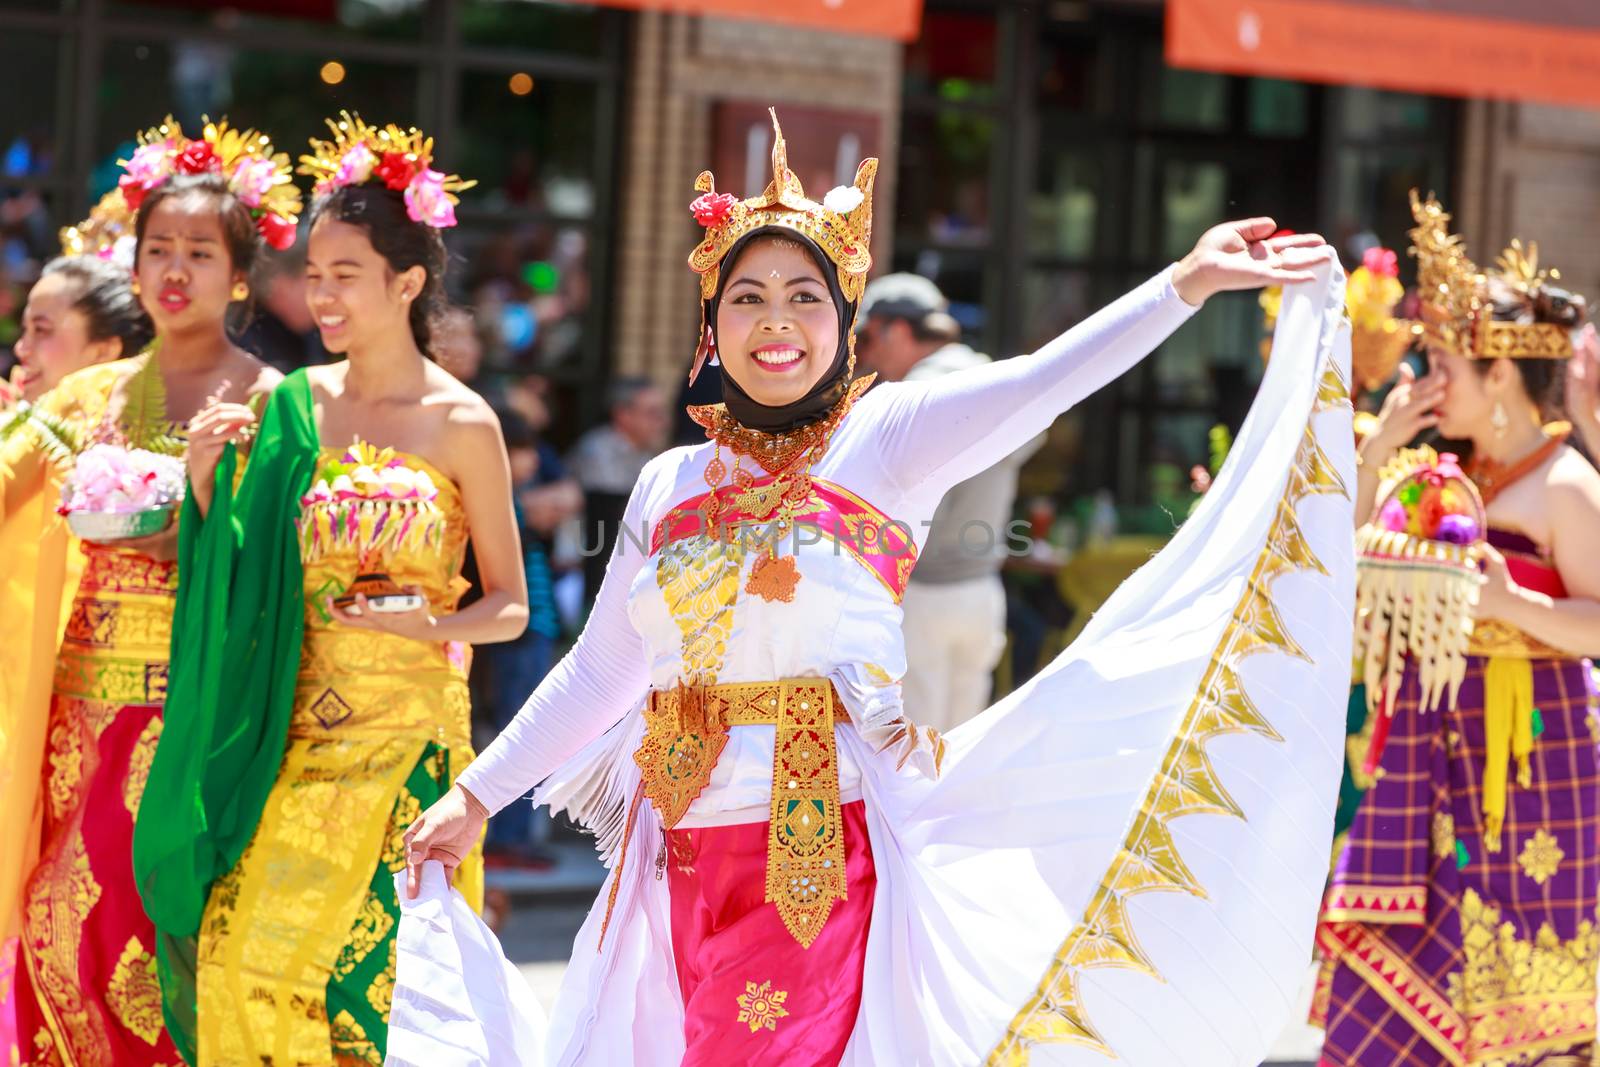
[59,443,185,541]
[299,441,445,614]
[50,356,187,543]
[1354,446,1487,772]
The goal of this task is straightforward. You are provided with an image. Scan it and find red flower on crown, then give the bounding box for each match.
[175,140,220,175]
[257,212,297,251]
[376,151,420,191]
[118,175,150,212]
[691,191,738,229]
[1363,245,1400,278]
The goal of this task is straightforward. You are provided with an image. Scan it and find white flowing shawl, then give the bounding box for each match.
[385,260,1355,1067]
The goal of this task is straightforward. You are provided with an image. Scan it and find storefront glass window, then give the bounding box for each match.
[1037,31,1109,116]
[1247,79,1310,137]
[1029,142,1101,261]
[903,10,997,104]
[1340,88,1440,136]
[107,0,427,42]
[458,0,605,54]
[1138,42,1227,129]
[895,110,993,247]
[454,72,597,217]
[94,41,420,196]
[0,32,63,180]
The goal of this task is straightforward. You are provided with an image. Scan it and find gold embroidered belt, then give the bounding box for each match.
[632,677,846,948]
[1468,619,1564,659]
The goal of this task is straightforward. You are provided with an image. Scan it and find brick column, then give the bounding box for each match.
[609,14,902,390]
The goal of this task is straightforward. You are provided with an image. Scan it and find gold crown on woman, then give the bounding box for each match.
[59,189,137,262]
[685,109,877,381]
[1408,189,1574,360]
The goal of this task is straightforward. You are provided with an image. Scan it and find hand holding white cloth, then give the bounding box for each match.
[386,861,547,1067]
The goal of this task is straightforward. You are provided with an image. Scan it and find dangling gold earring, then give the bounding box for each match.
[130,279,142,296]
[231,282,250,302]
[1491,401,1509,439]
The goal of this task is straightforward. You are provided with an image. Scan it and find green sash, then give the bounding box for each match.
[134,370,317,1062]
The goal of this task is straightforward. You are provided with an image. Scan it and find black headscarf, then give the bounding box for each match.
[706,226,854,434]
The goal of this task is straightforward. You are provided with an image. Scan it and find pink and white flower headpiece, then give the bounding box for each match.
[298,111,475,229]
[115,117,302,250]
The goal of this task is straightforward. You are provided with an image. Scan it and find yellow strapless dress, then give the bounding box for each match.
[196,448,483,1067]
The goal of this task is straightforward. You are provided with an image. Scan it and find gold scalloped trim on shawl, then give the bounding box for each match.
[984,362,1349,1064]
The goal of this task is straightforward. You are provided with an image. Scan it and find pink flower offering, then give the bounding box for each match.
[60,443,185,514]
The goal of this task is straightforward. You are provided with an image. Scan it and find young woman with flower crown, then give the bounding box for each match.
[0,118,299,1067]
[133,112,527,1065]
[390,112,1358,1067]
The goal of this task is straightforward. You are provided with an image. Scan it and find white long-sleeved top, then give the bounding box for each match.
[395,259,1358,1067]
[456,267,1197,821]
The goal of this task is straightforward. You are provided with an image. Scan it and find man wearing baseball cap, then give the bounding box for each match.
[857,274,1043,734]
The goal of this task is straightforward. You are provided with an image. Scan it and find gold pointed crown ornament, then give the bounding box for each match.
[59,189,138,267]
[299,111,475,229]
[117,116,302,250]
[684,108,877,384]
[1355,446,1485,734]
[1409,189,1574,361]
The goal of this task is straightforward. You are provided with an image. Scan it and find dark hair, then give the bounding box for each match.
[870,308,956,345]
[134,172,261,276]
[493,402,535,451]
[309,184,447,355]
[1472,275,1590,420]
[606,375,657,414]
[39,255,156,358]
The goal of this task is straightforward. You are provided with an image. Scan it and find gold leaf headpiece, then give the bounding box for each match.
[684,108,877,383]
[118,116,302,250]
[298,111,475,229]
[1408,190,1573,360]
[59,189,137,263]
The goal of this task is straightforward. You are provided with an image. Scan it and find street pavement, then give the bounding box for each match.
[494,857,1324,1066]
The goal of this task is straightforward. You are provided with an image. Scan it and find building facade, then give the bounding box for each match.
[3,0,1598,517]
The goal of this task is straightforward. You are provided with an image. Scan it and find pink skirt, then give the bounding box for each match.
[667,800,875,1067]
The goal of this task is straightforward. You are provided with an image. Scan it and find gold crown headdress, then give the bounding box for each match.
[59,189,137,266]
[685,109,877,383]
[299,111,475,229]
[1408,189,1573,360]
[118,116,302,250]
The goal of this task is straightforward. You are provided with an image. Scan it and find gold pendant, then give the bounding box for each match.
[746,553,801,603]
[734,475,787,520]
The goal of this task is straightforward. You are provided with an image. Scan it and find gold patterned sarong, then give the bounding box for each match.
[635,678,846,947]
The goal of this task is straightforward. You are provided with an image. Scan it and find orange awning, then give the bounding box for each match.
[1168,0,1600,110]
[566,0,922,41]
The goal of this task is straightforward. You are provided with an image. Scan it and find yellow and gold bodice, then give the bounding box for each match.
[291,446,471,752]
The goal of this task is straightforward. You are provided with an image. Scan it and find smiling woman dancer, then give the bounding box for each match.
[5,117,299,1067]
[396,113,1358,1067]
[135,113,527,1066]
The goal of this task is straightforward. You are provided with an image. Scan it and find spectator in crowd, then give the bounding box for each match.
[235,245,327,373]
[856,273,1044,733]
[565,376,670,598]
[480,404,582,866]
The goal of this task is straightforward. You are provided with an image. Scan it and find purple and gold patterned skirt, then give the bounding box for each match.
[1315,655,1600,1066]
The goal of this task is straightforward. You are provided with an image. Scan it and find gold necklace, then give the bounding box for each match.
[690,375,874,602]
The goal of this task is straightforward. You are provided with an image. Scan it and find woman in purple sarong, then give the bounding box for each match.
[1315,192,1600,1066]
